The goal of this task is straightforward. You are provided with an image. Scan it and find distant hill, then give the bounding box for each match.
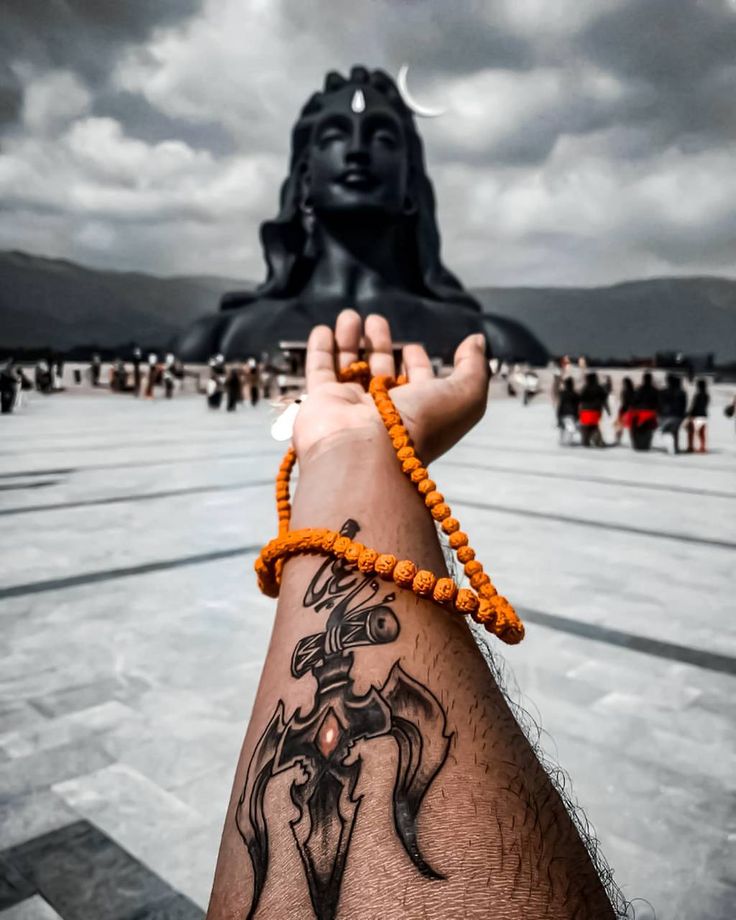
[0,250,248,353]
[474,278,736,362]
[1,250,734,360]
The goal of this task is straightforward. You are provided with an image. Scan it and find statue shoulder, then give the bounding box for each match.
[218,297,325,358]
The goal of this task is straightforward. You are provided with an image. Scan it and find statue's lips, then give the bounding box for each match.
[336,169,378,190]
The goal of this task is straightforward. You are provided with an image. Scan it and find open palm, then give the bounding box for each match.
[293,310,489,465]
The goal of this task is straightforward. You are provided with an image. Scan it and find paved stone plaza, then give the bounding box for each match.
[1,383,734,919]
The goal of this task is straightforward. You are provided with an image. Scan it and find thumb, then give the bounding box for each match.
[449,333,489,398]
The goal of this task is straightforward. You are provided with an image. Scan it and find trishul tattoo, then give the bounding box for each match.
[236,519,452,920]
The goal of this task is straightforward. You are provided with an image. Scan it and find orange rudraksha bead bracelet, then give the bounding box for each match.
[255,361,524,645]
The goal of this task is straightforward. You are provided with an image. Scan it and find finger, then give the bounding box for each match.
[402,343,434,383]
[448,333,489,400]
[364,313,395,377]
[335,309,362,371]
[305,324,336,392]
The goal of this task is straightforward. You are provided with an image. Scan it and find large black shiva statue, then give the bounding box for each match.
[178,66,544,363]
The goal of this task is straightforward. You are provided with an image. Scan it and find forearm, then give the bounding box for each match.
[208,431,614,919]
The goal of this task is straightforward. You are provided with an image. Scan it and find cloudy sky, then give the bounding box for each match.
[1,0,735,286]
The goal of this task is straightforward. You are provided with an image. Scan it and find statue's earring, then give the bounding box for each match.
[301,195,318,258]
[402,195,417,216]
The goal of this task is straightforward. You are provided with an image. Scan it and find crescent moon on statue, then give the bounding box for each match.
[397,64,446,118]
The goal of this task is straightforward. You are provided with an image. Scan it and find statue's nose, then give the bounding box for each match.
[345,127,370,164]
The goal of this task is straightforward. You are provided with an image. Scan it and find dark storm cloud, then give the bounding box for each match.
[1,0,734,284]
[0,0,203,82]
[404,0,736,168]
[581,0,736,151]
[91,90,237,156]
[584,0,736,86]
[377,3,535,75]
[0,62,22,126]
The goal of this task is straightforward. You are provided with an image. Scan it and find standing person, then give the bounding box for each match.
[556,377,579,445]
[172,358,185,393]
[163,353,176,399]
[686,379,710,453]
[206,357,225,409]
[144,354,158,399]
[245,358,260,407]
[578,371,609,447]
[725,394,736,434]
[35,360,52,394]
[522,368,539,406]
[259,362,273,400]
[0,360,19,414]
[630,372,659,451]
[111,359,127,392]
[658,374,687,454]
[614,377,635,445]
[132,347,142,396]
[90,354,102,387]
[225,366,243,411]
[163,366,175,399]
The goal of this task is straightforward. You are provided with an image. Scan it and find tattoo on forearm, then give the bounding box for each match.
[236,519,451,919]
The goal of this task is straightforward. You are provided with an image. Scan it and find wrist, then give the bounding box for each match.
[287,423,447,573]
[295,423,391,473]
[290,426,404,529]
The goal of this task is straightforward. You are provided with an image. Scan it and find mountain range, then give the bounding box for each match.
[1,249,734,361]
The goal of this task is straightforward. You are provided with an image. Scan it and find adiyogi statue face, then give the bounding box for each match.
[304,84,411,218]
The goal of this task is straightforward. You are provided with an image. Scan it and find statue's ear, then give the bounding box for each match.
[299,166,316,227]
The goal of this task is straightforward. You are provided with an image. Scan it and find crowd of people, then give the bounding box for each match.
[2,350,729,453]
[0,357,65,412]
[204,355,286,411]
[0,359,31,413]
[0,347,298,416]
[555,369,712,453]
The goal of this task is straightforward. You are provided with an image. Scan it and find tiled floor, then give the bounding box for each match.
[1,381,734,919]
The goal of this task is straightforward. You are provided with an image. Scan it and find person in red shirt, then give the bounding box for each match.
[630,372,659,451]
[578,372,609,447]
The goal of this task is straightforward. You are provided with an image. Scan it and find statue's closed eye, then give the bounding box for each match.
[317,127,346,147]
[373,130,399,150]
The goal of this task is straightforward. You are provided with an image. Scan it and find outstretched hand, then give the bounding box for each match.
[293,309,489,465]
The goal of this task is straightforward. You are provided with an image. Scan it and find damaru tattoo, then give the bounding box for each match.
[236,519,451,920]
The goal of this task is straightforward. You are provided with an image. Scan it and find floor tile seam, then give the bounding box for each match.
[52,763,210,825]
[538,728,734,802]
[460,442,736,473]
[440,460,736,500]
[0,450,284,480]
[0,470,76,480]
[0,482,61,493]
[0,429,273,455]
[0,819,204,919]
[2,545,732,676]
[0,479,274,517]
[448,496,736,550]
[517,606,736,677]
[0,545,262,600]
